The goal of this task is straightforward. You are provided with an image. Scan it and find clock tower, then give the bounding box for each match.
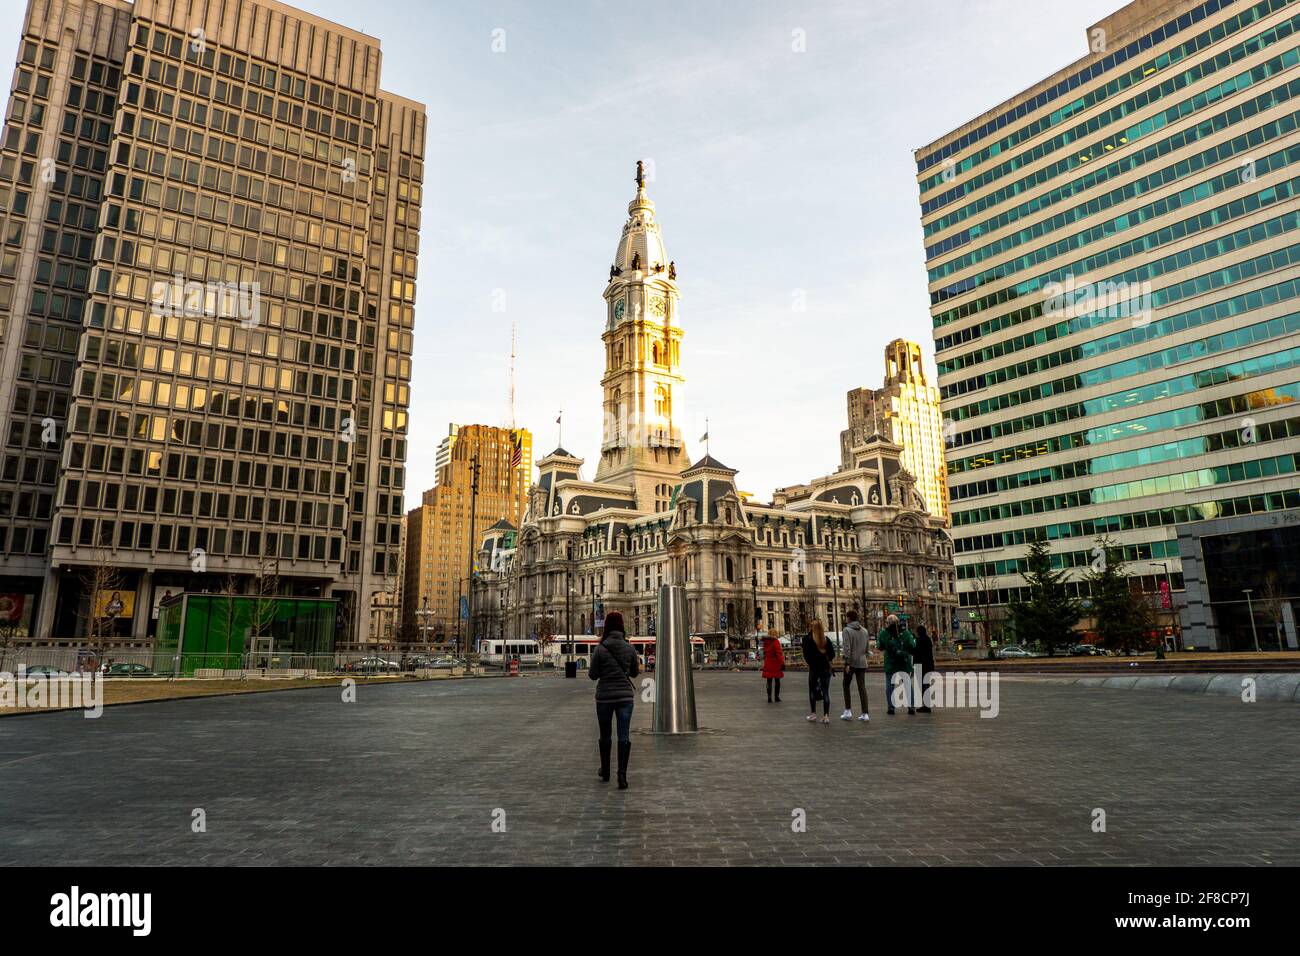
[595,162,687,511]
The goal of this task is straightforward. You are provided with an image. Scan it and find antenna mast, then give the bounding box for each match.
[509,321,517,429]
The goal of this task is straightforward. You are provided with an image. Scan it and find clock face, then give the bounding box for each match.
[613,299,626,323]
[648,295,666,318]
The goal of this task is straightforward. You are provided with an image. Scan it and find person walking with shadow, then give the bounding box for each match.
[802,619,834,724]
[761,630,784,703]
[589,611,639,789]
[839,610,871,722]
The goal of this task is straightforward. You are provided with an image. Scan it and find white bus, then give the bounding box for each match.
[544,635,706,669]
[478,639,542,667]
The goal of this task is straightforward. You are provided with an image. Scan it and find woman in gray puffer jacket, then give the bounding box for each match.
[589,611,640,789]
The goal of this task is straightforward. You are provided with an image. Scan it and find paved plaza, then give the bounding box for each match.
[0,672,1296,866]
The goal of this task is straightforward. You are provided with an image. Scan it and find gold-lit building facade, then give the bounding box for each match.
[403,424,531,642]
[839,339,949,522]
[0,0,423,643]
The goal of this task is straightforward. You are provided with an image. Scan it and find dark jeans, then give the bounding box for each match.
[808,670,831,714]
[766,677,782,699]
[597,700,634,744]
[842,667,869,712]
[885,670,914,711]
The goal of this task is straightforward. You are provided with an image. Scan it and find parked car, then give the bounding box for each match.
[995,645,1034,659]
[404,655,436,671]
[429,657,464,670]
[342,657,400,674]
[1069,643,1102,656]
[106,662,152,677]
[21,664,68,677]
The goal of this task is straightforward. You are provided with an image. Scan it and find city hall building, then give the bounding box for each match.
[919,0,1300,649]
[0,0,423,643]
[472,167,957,650]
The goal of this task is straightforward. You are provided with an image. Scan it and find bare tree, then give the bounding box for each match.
[1258,572,1289,651]
[0,604,20,673]
[968,567,1003,655]
[248,559,279,669]
[79,547,125,668]
[220,573,242,670]
[536,610,556,666]
[791,588,819,637]
[725,593,756,650]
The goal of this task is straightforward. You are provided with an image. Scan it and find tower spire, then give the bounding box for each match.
[597,161,686,507]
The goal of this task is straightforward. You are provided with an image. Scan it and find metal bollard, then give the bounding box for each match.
[652,585,698,733]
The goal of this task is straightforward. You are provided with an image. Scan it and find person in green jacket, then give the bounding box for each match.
[878,614,916,715]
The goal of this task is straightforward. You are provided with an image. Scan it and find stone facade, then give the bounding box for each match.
[472,168,957,650]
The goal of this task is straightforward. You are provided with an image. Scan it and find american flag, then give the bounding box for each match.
[509,429,523,468]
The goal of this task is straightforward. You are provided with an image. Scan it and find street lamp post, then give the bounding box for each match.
[465,454,480,673]
[859,555,868,623]
[418,595,430,652]
[1243,588,1261,652]
[455,574,463,661]
[928,569,938,638]
[751,570,759,646]
[566,542,575,665]
[828,521,839,640]
[567,586,575,662]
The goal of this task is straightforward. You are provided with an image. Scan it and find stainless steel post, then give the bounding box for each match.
[652,584,697,734]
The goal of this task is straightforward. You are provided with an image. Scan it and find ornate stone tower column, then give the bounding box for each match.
[595,162,687,510]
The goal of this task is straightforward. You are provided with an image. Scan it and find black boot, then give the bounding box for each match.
[617,741,631,790]
[598,739,611,782]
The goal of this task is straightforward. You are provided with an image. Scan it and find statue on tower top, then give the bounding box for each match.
[636,160,645,190]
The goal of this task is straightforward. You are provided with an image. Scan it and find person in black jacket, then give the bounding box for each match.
[914,624,936,713]
[589,611,640,789]
[801,619,835,724]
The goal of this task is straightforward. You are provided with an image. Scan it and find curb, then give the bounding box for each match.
[0,673,456,720]
[1001,672,1300,701]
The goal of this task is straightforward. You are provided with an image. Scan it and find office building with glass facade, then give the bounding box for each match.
[0,0,424,643]
[918,0,1300,648]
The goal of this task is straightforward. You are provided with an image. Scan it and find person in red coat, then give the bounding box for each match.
[761,633,785,703]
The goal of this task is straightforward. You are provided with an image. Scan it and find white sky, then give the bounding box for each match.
[0,0,1124,507]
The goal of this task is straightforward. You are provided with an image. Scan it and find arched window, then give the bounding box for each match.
[725,557,734,582]
[655,385,671,418]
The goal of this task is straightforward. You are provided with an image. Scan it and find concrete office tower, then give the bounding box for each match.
[402,424,532,643]
[839,339,949,521]
[0,0,424,644]
[918,0,1300,649]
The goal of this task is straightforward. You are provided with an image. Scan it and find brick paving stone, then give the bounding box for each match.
[0,671,1296,865]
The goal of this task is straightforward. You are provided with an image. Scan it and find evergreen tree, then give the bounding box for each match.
[1008,538,1082,655]
[1084,538,1156,656]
